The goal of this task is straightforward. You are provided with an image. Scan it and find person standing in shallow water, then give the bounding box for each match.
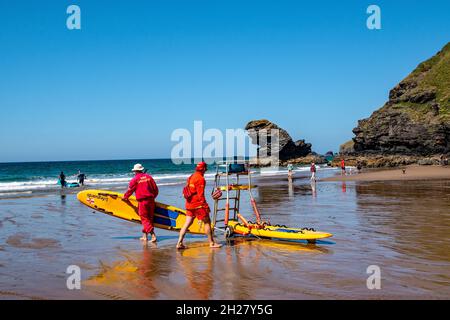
[77,170,86,186]
[176,162,222,250]
[59,172,66,188]
[123,164,159,243]
[356,162,362,174]
[340,159,346,175]
[287,163,294,179]
[310,162,317,182]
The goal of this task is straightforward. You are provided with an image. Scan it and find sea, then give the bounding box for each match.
[0,159,333,198]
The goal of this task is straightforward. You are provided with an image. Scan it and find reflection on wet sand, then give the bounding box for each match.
[311,181,317,197]
[354,180,450,294]
[6,233,60,250]
[256,177,314,204]
[288,178,294,199]
[84,239,331,300]
[84,244,174,299]
[83,244,213,300]
[175,243,215,299]
[60,193,66,205]
[355,180,450,258]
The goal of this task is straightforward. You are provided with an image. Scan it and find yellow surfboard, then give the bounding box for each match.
[77,190,208,234]
[218,184,257,191]
[227,220,332,243]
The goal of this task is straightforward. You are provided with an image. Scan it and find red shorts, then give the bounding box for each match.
[186,207,210,222]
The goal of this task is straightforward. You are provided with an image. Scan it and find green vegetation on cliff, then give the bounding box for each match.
[396,42,450,118]
[350,42,450,156]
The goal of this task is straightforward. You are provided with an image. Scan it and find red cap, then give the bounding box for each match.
[196,161,207,172]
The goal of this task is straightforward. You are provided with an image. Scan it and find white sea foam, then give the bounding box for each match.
[0,172,211,193]
[0,180,59,192]
[0,166,341,193]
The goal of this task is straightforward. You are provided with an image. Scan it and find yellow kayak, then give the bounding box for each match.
[227,220,332,242]
[77,190,208,234]
[218,184,257,191]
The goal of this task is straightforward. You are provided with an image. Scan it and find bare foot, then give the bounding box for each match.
[210,243,222,248]
[140,236,148,242]
[150,236,157,243]
[176,243,186,250]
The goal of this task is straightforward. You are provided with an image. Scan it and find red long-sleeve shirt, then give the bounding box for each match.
[123,173,159,201]
[185,171,208,210]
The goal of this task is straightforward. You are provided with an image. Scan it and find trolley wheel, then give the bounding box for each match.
[225,226,234,238]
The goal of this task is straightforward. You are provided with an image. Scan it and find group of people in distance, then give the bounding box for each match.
[122,162,222,250]
[58,170,86,188]
[289,158,356,180]
[288,162,318,181]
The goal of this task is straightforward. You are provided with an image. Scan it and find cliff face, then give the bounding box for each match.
[351,42,450,156]
[245,119,312,161]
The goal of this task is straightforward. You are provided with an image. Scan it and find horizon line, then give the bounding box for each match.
[0,156,256,165]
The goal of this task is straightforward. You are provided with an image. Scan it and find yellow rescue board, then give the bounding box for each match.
[77,190,208,234]
[218,184,257,191]
[227,220,332,241]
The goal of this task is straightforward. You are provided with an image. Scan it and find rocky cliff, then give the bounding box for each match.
[245,119,312,161]
[349,42,450,156]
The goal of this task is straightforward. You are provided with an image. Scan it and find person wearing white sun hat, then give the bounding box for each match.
[123,163,159,242]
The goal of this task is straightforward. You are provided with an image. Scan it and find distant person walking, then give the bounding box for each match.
[340,159,346,175]
[310,162,317,182]
[356,162,362,174]
[59,172,66,188]
[77,170,86,186]
[177,162,222,250]
[123,164,159,243]
[287,163,294,179]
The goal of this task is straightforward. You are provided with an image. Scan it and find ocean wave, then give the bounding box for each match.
[0,180,60,192]
[0,172,208,193]
[0,167,341,193]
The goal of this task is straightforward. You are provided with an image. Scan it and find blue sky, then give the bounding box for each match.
[0,0,449,162]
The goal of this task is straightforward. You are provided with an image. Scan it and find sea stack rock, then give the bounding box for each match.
[245,119,312,161]
[350,42,450,156]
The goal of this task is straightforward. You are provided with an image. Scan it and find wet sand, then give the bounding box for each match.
[323,165,450,182]
[0,170,449,300]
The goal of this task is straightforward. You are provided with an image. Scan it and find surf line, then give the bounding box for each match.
[176,304,210,318]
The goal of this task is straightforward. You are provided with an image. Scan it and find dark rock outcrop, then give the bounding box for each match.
[245,119,312,161]
[349,42,450,156]
[331,154,443,168]
[339,140,355,154]
[282,154,327,166]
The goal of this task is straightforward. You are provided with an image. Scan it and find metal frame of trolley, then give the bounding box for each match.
[211,159,260,237]
[210,160,332,243]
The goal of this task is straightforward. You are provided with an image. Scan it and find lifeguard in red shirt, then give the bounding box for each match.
[123,164,159,243]
[176,162,222,250]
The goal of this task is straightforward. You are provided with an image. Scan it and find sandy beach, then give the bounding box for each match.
[1,169,450,300]
[323,165,450,182]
